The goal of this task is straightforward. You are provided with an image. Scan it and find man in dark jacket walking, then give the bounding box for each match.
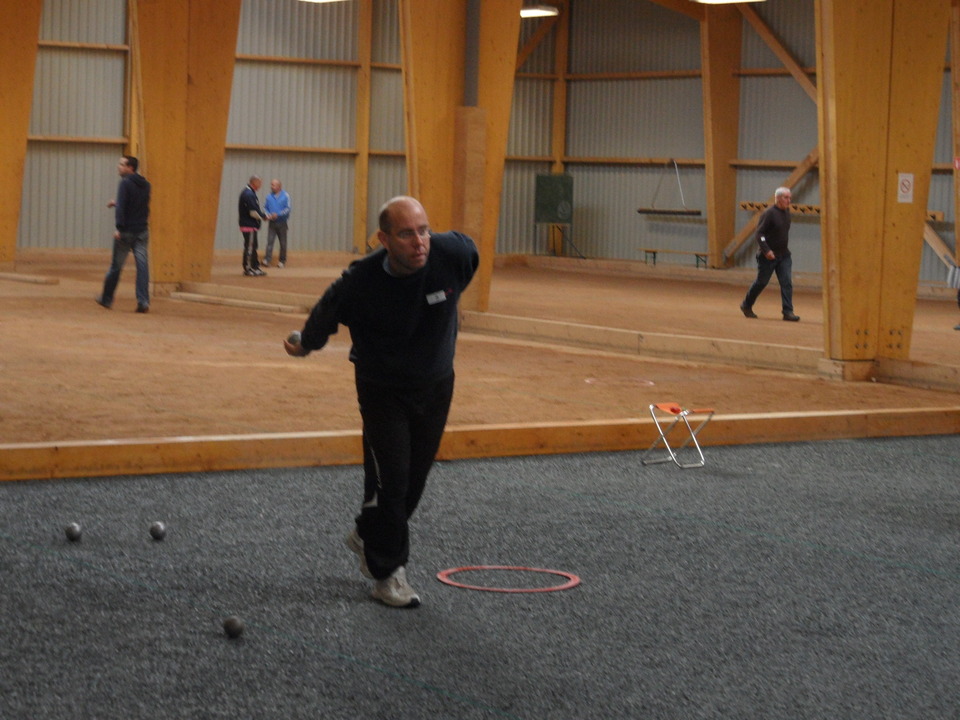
[239,175,268,276]
[96,155,151,313]
[739,186,800,322]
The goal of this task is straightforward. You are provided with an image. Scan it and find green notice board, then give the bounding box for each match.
[534,174,573,224]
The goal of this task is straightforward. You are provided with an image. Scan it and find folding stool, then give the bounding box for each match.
[641,402,714,469]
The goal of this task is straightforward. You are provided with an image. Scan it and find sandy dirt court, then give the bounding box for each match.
[2,249,959,446]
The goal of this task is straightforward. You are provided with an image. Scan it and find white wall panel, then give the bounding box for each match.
[367,157,408,234]
[227,64,356,148]
[216,152,355,253]
[507,79,553,157]
[741,0,816,70]
[237,0,357,60]
[40,0,126,45]
[497,162,552,255]
[573,165,707,261]
[19,0,127,251]
[31,49,126,138]
[569,0,699,73]
[738,77,817,161]
[369,69,405,152]
[567,79,704,158]
[372,0,401,65]
[18,143,123,250]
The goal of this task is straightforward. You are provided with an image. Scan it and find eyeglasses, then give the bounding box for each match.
[394,227,431,241]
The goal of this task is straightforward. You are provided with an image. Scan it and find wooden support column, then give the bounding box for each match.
[816,0,948,378]
[700,5,741,270]
[400,0,520,311]
[461,0,522,311]
[353,0,373,254]
[0,0,43,269]
[952,0,960,267]
[877,0,949,359]
[399,0,467,231]
[135,0,241,289]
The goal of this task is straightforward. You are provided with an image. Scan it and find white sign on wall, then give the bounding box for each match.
[897,172,914,203]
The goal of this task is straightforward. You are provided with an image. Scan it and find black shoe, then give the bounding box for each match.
[95,295,111,309]
[954,324,960,331]
[136,304,149,313]
[783,312,800,322]
[740,303,758,319]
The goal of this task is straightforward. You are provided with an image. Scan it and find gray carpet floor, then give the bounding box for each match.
[3,435,960,719]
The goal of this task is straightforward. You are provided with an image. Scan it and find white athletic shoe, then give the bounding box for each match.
[345,528,373,579]
[372,566,421,608]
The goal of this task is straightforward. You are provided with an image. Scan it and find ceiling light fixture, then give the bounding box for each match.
[298,0,350,4]
[520,4,560,18]
[692,0,764,4]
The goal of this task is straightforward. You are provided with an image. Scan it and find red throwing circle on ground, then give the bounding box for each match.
[436,565,581,593]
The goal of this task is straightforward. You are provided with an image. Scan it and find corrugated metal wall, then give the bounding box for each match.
[216,0,405,253]
[731,1,821,271]
[500,0,707,261]
[20,144,122,250]
[39,0,126,44]
[236,0,357,60]
[18,0,127,251]
[219,0,362,252]
[16,0,958,289]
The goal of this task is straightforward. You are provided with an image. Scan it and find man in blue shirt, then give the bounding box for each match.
[263,178,291,268]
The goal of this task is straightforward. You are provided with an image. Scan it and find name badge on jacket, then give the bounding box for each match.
[426,290,447,305]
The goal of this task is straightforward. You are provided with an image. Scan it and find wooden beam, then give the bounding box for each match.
[739,201,943,222]
[182,0,242,283]
[550,1,570,176]
[647,0,705,23]
[461,0,522,312]
[817,0,949,367]
[399,0,467,229]
[6,407,960,481]
[739,3,817,102]
[923,223,958,267]
[353,0,373,254]
[952,0,960,266]
[0,0,43,268]
[136,0,189,287]
[516,13,557,71]
[877,0,951,360]
[548,0,570,256]
[700,5,742,270]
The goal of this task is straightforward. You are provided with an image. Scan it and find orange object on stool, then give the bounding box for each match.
[642,402,714,469]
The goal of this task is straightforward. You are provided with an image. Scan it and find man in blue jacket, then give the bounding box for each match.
[284,196,478,609]
[263,178,291,268]
[96,155,151,313]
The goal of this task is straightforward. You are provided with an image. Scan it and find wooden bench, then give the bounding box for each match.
[640,248,708,268]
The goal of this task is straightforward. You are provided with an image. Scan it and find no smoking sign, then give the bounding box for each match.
[897,172,914,203]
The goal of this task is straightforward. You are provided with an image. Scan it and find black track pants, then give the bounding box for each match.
[354,374,454,580]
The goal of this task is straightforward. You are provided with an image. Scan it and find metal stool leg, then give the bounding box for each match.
[642,403,714,469]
